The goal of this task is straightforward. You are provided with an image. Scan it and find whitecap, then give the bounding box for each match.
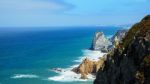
[74,49,106,62]
[48,49,106,82]
[48,69,95,82]
[11,74,39,79]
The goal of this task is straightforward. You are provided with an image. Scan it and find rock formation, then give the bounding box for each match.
[73,29,128,79]
[110,29,128,47]
[90,30,128,52]
[94,15,150,84]
[90,32,111,52]
[72,57,105,79]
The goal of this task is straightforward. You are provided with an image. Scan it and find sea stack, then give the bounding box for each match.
[94,15,150,84]
[90,32,111,52]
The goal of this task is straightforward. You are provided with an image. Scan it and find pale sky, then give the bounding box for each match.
[0,0,150,27]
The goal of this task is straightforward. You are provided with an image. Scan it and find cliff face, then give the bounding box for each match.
[90,32,111,52]
[72,29,128,79]
[94,15,150,84]
[90,30,128,53]
[110,29,128,46]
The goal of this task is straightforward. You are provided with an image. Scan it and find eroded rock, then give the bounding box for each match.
[94,15,150,84]
[90,32,111,52]
[72,58,105,79]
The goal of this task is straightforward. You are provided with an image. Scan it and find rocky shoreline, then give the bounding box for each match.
[94,15,150,84]
[50,28,128,80]
[72,29,128,79]
[72,57,106,79]
[72,15,150,83]
[49,15,150,83]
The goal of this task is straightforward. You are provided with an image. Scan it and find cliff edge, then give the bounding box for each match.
[94,15,150,84]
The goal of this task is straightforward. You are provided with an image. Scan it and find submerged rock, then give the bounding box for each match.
[94,15,150,84]
[51,68,63,72]
[90,32,111,52]
[81,74,88,79]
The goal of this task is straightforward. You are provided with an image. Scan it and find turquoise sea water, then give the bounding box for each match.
[0,26,122,84]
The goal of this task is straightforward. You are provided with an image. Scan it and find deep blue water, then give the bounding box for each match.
[0,26,122,84]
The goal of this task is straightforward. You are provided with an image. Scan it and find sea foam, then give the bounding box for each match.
[11,74,39,79]
[48,49,105,82]
[74,49,106,62]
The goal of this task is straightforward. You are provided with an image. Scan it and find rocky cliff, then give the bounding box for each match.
[110,29,128,47]
[72,29,128,79]
[90,30,128,53]
[94,15,150,84]
[90,32,111,52]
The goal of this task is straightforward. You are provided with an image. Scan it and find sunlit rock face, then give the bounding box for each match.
[94,15,150,84]
[90,30,128,52]
[90,32,111,52]
[72,58,105,79]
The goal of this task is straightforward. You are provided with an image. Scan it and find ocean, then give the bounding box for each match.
[0,26,122,84]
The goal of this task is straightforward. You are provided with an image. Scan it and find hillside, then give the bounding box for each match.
[94,15,150,84]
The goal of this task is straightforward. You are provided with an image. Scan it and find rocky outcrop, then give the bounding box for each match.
[73,29,128,79]
[94,15,150,84]
[90,30,128,52]
[90,32,111,52]
[72,58,105,79]
[110,29,128,47]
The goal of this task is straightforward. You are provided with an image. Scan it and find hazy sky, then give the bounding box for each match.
[0,0,150,27]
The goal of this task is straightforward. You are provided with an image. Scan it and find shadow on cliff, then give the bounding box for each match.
[94,15,150,84]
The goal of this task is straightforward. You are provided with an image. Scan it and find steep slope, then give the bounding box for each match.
[110,29,128,46]
[72,30,128,79]
[94,15,150,84]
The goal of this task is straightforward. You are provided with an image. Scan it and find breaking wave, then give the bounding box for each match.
[11,74,39,79]
[48,49,106,82]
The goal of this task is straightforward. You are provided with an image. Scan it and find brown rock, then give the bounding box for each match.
[72,57,105,79]
[81,74,88,79]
